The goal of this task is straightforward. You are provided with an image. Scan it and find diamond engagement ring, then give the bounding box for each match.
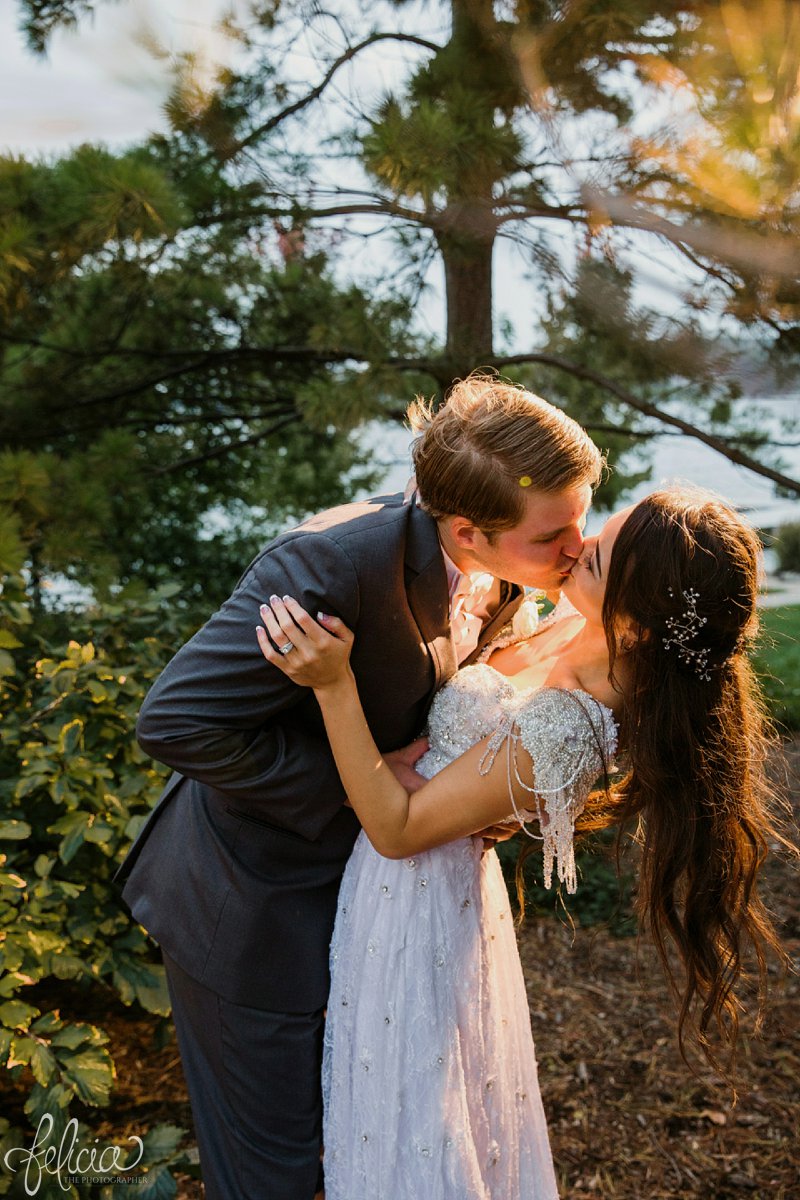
[278,642,295,655]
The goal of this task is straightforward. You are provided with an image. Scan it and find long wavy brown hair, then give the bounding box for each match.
[523,488,794,1078]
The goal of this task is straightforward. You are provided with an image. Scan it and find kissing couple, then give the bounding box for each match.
[117,373,785,1199]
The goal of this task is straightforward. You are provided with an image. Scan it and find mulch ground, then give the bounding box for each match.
[524,739,800,1199]
[4,747,798,1199]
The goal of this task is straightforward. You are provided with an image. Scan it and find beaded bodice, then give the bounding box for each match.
[416,664,518,778]
[415,660,618,894]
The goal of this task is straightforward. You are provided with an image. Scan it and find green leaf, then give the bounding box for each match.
[26,929,65,956]
[51,953,87,981]
[7,1034,35,1067]
[0,969,26,996]
[30,1012,64,1036]
[29,1041,57,1087]
[14,773,49,801]
[34,854,54,877]
[0,650,15,677]
[0,1000,39,1030]
[48,811,90,864]
[57,1042,114,1106]
[58,718,84,756]
[84,821,114,845]
[0,978,20,1003]
[23,1081,73,1134]
[0,820,32,840]
[50,1025,93,1050]
[124,814,149,842]
[136,1125,186,1165]
[120,1163,177,1200]
[0,870,26,889]
[3,600,32,626]
[53,881,82,901]
[112,960,171,1016]
[0,630,22,649]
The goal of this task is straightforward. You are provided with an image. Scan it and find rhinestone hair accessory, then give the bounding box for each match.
[663,587,711,680]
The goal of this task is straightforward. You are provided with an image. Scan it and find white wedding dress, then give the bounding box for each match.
[321,625,618,1200]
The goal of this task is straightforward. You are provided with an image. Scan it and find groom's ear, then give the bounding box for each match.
[448,516,481,550]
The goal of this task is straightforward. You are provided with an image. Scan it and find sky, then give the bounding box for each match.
[0,0,247,154]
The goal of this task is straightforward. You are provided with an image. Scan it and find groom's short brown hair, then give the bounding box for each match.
[408,373,604,533]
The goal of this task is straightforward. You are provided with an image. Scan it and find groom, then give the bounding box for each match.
[117,374,602,1200]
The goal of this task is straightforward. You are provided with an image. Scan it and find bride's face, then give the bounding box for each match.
[561,505,634,626]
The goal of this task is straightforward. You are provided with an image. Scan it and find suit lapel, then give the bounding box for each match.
[404,501,526,681]
[404,502,456,693]
[461,582,525,667]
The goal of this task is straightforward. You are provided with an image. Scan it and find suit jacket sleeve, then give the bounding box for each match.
[135,531,360,840]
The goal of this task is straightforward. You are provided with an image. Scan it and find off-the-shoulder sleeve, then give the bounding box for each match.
[480,688,618,893]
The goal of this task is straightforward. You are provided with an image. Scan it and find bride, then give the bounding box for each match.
[257,487,788,1200]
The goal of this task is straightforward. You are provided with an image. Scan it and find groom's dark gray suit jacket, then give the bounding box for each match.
[117,492,522,1013]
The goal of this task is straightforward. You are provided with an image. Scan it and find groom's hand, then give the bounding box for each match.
[478,821,521,854]
[384,738,430,794]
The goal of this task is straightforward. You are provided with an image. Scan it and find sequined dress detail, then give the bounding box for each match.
[322,639,617,1200]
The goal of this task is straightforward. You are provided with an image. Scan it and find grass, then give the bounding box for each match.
[753,604,800,732]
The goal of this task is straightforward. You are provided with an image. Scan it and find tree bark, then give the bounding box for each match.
[437,219,495,369]
[433,0,504,375]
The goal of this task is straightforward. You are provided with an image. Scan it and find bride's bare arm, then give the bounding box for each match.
[256,596,532,858]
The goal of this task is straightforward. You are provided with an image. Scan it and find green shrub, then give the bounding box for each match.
[496,827,637,937]
[0,573,200,1196]
[774,522,800,575]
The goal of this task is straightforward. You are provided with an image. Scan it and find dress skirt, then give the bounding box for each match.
[321,830,559,1200]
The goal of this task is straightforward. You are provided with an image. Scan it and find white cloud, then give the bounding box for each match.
[0,0,249,154]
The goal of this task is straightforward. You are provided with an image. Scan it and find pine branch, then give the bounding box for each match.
[578,423,800,449]
[229,32,442,157]
[35,349,361,414]
[152,414,301,475]
[584,188,800,280]
[294,200,433,225]
[488,352,800,496]
[49,360,220,412]
[26,403,298,443]
[5,330,797,492]
[494,202,585,226]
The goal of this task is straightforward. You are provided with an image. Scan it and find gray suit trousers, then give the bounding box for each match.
[164,953,325,1200]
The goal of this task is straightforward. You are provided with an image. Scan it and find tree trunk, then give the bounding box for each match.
[29,539,43,614]
[436,216,495,371]
[434,0,501,375]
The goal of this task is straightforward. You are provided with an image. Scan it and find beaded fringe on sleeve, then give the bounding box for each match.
[479,688,618,895]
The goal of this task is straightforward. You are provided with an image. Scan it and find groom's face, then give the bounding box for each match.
[457,483,592,591]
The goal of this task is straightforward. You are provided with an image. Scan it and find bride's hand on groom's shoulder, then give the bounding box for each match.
[256,595,354,691]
